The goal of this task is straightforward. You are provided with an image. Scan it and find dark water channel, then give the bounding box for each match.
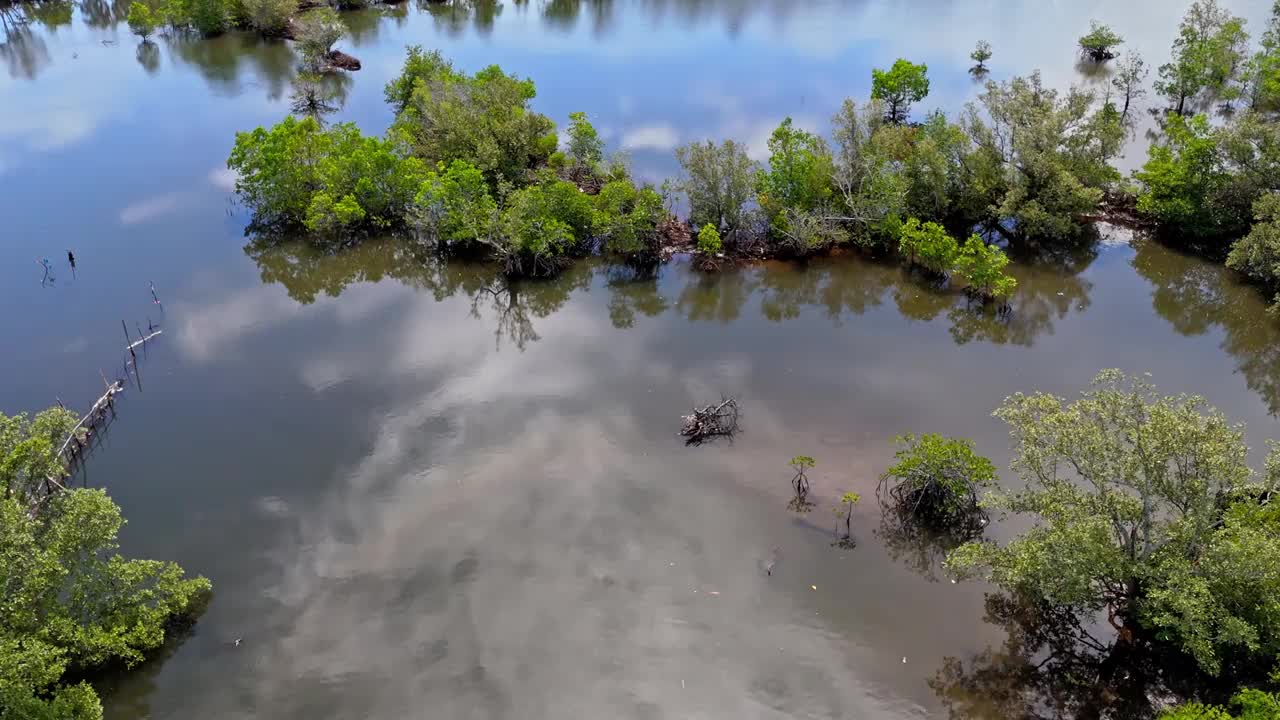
[3,0,1280,717]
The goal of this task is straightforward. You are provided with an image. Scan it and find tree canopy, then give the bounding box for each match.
[1079,21,1125,62]
[871,59,930,124]
[948,370,1280,679]
[0,408,210,719]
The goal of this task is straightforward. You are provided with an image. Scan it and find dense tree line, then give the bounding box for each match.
[223,0,1280,314]
[0,408,210,719]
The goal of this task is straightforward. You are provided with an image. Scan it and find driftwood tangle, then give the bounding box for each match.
[680,397,740,444]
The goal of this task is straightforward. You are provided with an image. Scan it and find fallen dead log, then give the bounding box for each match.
[680,398,740,445]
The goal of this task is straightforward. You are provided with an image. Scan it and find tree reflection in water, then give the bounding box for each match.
[0,0,66,79]
[416,0,502,37]
[604,264,668,329]
[1132,237,1280,415]
[244,237,592,352]
[929,591,1246,720]
[166,31,295,100]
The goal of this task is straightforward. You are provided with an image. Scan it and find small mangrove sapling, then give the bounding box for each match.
[788,455,815,512]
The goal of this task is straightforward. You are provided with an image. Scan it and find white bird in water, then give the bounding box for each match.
[234,638,242,647]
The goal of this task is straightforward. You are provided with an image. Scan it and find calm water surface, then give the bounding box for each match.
[2,1,1280,718]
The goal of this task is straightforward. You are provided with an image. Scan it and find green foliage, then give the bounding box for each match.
[296,7,344,70]
[1156,0,1250,114]
[384,46,456,115]
[1246,3,1280,112]
[947,370,1280,677]
[696,223,722,255]
[0,405,210,719]
[497,179,593,275]
[830,98,907,246]
[1134,113,1261,245]
[227,116,427,236]
[789,455,815,471]
[1160,689,1280,719]
[592,179,664,260]
[673,139,758,242]
[840,491,861,506]
[964,72,1122,243]
[871,59,930,124]
[0,407,79,503]
[186,0,230,35]
[1113,52,1151,118]
[970,40,992,67]
[757,115,839,204]
[953,234,1017,300]
[413,159,497,250]
[241,0,292,35]
[566,111,603,170]
[393,61,557,187]
[126,1,156,39]
[1227,192,1280,315]
[757,118,838,253]
[880,433,997,527]
[1078,20,1124,61]
[897,217,959,275]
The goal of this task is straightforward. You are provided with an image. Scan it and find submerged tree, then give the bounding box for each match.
[833,491,861,545]
[970,40,992,71]
[126,1,156,40]
[953,235,1017,302]
[871,58,930,124]
[788,455,815,512]
[1078,20,1124,62]
[947,370,1280,680]
[1156,0,1250,115]
[879,433,996,533]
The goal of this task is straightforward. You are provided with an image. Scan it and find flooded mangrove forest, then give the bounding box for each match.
[3,0,1280,718]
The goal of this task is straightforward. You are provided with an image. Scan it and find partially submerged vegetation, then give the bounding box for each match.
[943,371,1280,717]
[222,0,1280,314]
[0,407,210,719]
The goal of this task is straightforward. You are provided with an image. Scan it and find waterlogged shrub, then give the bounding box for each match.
[1227,192,1280,316]
[227,116,426,236]
[592,179,664,261]
[498,179,593,275]
[953,234,1016,300]
[897,218,959,275]
[879,433,997,530]
[127,1,156,39]
[697,223,722,255]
